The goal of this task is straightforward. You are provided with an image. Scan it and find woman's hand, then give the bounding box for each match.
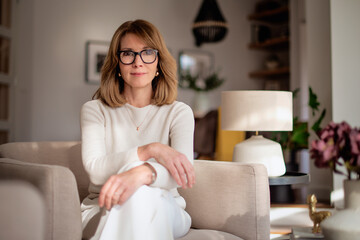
[138,143,195,189]
[98,165,152,210]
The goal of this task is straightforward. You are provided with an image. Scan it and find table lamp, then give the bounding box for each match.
[221,90,293,177]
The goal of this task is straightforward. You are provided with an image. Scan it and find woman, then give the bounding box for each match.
[80,19,195,240]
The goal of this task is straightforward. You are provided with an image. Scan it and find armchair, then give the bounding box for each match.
[0,142,270,240]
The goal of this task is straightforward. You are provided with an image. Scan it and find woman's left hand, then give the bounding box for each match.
[98,165,152,210]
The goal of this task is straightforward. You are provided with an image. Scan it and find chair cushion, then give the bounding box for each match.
[177,229,243,240]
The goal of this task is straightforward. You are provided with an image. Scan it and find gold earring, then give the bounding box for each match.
[155,72,159,77]
[118,73,121,77]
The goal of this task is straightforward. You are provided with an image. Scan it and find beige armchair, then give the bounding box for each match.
[0,142,270,240]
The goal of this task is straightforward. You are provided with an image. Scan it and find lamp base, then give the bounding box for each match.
[232,135,286,177]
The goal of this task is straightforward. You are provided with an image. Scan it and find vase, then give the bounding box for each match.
[193,91,210,117]
[321,180,360,240]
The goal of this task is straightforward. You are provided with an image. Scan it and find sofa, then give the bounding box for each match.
[0,141,270,240]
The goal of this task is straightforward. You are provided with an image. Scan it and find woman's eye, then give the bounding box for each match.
[143,49,154,55]
[123,51,133,56]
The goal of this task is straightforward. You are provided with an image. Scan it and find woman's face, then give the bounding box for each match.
[119,33,158,92]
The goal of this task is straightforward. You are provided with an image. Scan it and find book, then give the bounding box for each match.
[290,227,324,240]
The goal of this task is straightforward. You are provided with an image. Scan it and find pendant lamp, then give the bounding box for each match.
[192,0,228,46]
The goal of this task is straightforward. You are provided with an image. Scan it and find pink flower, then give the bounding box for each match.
[310,121,360,180]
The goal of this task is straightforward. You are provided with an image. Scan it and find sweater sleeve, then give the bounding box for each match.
[81,101,140,186]
[147,102,195,189]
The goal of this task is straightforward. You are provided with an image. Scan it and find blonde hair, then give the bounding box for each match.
[93,19,178,107]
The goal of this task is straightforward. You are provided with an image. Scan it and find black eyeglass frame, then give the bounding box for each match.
[117,49,159,65]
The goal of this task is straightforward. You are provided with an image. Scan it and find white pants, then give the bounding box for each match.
[89,185,191,240]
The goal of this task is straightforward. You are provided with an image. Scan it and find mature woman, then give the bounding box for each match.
[80,19,195,240]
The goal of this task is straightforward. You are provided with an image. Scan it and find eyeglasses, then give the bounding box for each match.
[117,49,158,65]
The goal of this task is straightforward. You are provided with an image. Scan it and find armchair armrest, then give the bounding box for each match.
[0,158,82,240]
[178,160,270,240]
[0,181,46,240]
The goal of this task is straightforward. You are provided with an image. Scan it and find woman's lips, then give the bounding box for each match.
[131,72,145,76]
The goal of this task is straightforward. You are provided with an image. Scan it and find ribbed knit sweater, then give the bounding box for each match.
[80,99,194,225]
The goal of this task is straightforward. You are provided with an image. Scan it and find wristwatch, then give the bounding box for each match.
[144,162,157,185]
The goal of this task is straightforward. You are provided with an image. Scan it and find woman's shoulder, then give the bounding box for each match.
[81,99,109,113]
[165,101,193,114]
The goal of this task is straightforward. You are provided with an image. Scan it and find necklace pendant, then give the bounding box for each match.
[136,127,139,131]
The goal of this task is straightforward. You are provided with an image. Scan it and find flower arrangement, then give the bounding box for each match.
[310,121,360,180]
[178,70,225,92]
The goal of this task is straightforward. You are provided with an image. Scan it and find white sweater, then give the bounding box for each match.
[80,99,195,212]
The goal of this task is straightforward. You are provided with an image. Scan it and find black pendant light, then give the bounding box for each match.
[192,0,228,47]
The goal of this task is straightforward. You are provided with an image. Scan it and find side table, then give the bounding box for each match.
[269,172,310,203]
[269,172,310,185]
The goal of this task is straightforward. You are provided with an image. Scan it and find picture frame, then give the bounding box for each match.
[85,41,109,84]
[178,49,214,80]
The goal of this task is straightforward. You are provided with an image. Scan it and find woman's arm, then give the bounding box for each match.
[138,103,195,189]
[98,164,153,210]
[81,101,141,185]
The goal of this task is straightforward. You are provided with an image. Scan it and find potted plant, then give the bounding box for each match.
[310,121,360,180]
[272,87,326,170]
[310,121,360,239]
[178,70,225,116]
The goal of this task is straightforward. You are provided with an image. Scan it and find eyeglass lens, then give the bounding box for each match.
[119,49,157,64]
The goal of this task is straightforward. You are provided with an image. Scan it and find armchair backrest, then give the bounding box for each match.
[0,141,90,202]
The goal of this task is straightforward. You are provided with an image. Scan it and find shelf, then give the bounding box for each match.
[248,6,289,23]
[248,36,289,50]
[249,66,290,78]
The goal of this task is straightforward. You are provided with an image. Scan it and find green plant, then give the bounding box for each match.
[272,87,326,151]
[178,70,225,92]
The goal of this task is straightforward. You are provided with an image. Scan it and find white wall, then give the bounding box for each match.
[330,0,360,208]
[305,0,333,201]
[13,0,259,141]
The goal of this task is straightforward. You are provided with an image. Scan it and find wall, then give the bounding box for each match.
[330,0,360,208]
[13,0,259,141]
[304,0,360,204]
[305,0,333,201]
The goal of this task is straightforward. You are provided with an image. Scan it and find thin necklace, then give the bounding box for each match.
[125,104,153,131]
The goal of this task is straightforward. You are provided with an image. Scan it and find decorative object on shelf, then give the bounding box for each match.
[307,194,332,233]
[85,41,109,84]
[251,24,271,44]
[221,90,293,177]
[310,121,360,240]
[178,49,224,117]
[192,0,228,46]
[265,54,280,70]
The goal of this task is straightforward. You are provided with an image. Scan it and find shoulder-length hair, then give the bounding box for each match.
[93,19,178,107]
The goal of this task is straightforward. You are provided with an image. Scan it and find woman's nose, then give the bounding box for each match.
[133,54,143,67]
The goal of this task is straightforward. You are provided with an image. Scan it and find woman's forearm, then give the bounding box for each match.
[137,142,160,161]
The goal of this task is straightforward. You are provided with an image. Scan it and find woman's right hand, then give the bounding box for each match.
[138,143,195,189]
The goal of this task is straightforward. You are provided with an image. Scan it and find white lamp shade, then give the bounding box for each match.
[221,90,293,131]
